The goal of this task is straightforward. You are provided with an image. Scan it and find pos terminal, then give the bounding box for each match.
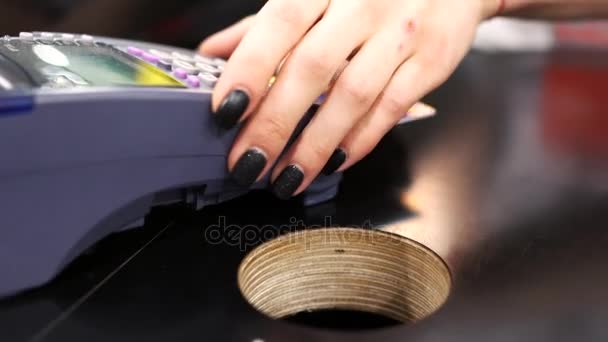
[0,32,435,297]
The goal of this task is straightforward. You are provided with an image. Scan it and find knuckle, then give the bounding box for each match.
[336,76,375,107]
[246,53,277,81]
[257,115,293,145]
[265,0,306,28]
[418,47,453,79]
[292,49,334,79]
[380,91,410,116]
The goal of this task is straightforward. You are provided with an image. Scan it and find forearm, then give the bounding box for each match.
[498,0,608,20]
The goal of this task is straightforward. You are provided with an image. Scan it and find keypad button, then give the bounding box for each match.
[127,46,144,57]
[194,54,215,64]
[186,75,201,88]
[39,32,55,39]
[149,49,172,60]
[198,73,218,88]
[173,68,188,80]
[195,63,221,76]
[19,32,34,41]
[173,60,198,74]
[57,39,76,46]
[213,58,227,67]
[171,51,196,63]
[79,35,95,44]
[51,33,75,46]
[142,52,160,64]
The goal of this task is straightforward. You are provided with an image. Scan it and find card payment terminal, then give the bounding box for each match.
[0,32,435,298]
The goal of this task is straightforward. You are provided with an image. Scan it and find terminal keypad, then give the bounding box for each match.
[13,32,226,91]
[125,45,225,90]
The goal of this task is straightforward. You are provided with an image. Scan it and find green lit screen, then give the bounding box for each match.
[0,42,184,88]
[51,45,183,87]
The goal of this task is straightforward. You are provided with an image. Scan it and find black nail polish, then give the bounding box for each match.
[272,165,304,200]
[214,89,250,130]
[231,148,267,187]
[322,148,347,175]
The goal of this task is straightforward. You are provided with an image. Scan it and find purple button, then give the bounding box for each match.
[186,75,200,88]
[127,46,144,56]
[173,68,188,80]
[142,52,160,64]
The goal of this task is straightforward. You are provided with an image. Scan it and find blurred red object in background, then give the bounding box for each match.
[554,21,608,49]
[541,57,608,158]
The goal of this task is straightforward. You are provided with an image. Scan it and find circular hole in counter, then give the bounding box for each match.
[237,228,452,331]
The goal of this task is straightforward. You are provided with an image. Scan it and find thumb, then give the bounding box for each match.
[198,16,256,58]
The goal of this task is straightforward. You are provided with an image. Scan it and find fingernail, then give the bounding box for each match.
[230,148,267,187]
[272,165,304,200]
[322,148,347,175]
[214,89,250,130]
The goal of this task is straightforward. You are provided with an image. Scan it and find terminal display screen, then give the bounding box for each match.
[0,41,184,88]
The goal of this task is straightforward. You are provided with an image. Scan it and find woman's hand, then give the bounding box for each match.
[199,0,501,199]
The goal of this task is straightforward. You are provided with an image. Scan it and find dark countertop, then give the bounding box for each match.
[2,46,608,342]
